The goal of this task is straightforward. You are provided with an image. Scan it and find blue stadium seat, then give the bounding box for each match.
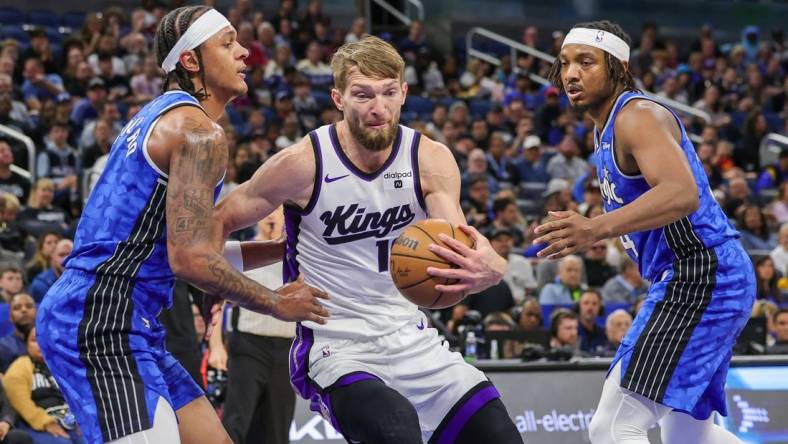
[0,25,30,45]
[404,95,434,115]
[469,98,492,118]
[43,26,63,44]
[62,11,86,29]
[311,89,331,107]
[0,7,24,26]
[28,10,60,28]
[764,112,785,133]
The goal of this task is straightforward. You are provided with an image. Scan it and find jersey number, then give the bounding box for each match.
[376,239,394,272]
[620,234,638,257]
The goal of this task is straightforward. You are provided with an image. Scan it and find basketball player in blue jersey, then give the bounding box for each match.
[35,6,328,444]
[533,21,754,443]
[213,36,522,444]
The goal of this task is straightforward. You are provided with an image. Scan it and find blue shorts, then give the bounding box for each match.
[611,239,755,420]
[36,269,204,444]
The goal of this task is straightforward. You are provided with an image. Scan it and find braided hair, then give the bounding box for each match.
[154,6,212,100]
[548,20,639,94]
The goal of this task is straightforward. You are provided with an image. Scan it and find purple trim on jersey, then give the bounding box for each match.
[328,123,403,182]
[433,384,500,444]
[283,205,301,284]
[409,131,426,212]
[289,323,316,400]
[301,130,324,215]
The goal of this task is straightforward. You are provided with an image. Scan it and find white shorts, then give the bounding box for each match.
[289,311,498,442]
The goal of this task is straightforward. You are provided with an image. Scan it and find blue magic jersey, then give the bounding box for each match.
[65,90,222,306]
[595,91,738,281]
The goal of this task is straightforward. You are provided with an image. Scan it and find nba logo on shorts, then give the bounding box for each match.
[394,180,403,188]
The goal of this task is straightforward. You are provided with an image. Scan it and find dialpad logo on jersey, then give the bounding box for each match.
[600,167,624,206]
[320,203,415,244]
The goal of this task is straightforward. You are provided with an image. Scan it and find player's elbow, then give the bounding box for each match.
[169,246,211,282]
[676,189,700,217]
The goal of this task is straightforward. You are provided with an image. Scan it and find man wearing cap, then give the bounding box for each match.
[755,147,788,193]
[512,134,550,184]
[70,78,107,134]
[535,20,752,443]
[36,6,328,444]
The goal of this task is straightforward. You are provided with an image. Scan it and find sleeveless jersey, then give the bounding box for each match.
[66,91,223,307]
[284,123,428,339]
[595,91,738,281]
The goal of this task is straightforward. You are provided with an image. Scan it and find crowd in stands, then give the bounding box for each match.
[0,0,785,441]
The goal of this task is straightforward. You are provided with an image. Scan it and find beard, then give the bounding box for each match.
[347,112,400,152]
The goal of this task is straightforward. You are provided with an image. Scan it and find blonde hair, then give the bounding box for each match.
[1,192,20,212]
[28,178,54,208]
[330,35,404,92]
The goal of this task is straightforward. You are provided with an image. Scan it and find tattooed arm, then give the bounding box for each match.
[159,110,327,323]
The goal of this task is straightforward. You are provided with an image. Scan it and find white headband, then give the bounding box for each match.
[562,27,630,62]
[161,9,231,73]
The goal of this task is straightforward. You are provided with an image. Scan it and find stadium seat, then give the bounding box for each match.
[469,98,492,118]
[764,112,785,133]
[43,26,64,45]
[61,11,86,29]
[404,95,434,115]
[0,7,24,26]
[0,25,30,45]
[28,10,60,28]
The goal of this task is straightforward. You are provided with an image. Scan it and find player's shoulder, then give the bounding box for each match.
[415,131,455,169]
[616,96,676,131]
[263,134,317,184]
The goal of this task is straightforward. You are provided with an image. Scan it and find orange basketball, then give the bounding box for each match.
[390,219,473,309]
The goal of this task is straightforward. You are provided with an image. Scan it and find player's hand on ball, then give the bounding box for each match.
[534,211,599,259]
[273,275,330,324]
[426,225,507,295]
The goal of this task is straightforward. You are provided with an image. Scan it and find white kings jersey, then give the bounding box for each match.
[283,123,428,339]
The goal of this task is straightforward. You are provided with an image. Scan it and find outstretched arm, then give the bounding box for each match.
[166,117,327,323]
[534,100,699,258]
[416,138,507,295]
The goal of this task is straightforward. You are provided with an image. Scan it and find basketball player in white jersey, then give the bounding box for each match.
[214,36,522,443]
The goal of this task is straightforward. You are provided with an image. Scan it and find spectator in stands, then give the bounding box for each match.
[535,86,562,144]
[0,76,33,132]
[549,309,578,350]
[547,134,589,181]
[69,78,106,134]
[0,141,30,204]
[28,239,72,303]
[87,34,127,77]
[0,293,34,372]
[582,240,617,288]
[723,176,752,216]
[296,42,332,90]
[0,267,23,303]
[37,122,79,209]
[598,309,633,357]
[576,290,607,354]
[80,119,114,170]
[3,327,86,444]
[483,312,518,358]
[770,182,788,225]
[17,179,71,238]
[738,205,777,251]
[95,53,129,101]
[766,309,788,354]
[24,232,60,284]
[0,382,32,443]
[461,173,493,228]
[451,278,514,334]
[129,55,163,102]
[21,58,64,104]
[237,21,266,71]
[539,255,585,304]
[274,113,301,150]
[754,255,782,302]
[516,297,544,332]
[512,135,550,184]
[770,223,788,276]
[0,194,25,256]
[756,148,788,193]
[486,132,514,185]
[490,227,535,303]
[292,77,320,131]
[344,17,365,44]
[601,258,649,304]
[62,61,93,99]
[491,198,526,247]
[737,109,770,172]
